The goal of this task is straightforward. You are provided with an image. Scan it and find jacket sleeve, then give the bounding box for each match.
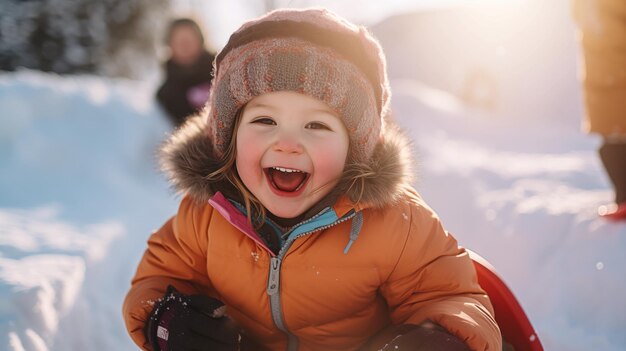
[122,196,213,350]
[379,202,502,351]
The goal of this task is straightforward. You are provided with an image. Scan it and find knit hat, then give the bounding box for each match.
[207,8,390,163]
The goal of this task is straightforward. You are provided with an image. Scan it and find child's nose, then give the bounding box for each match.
[272,134,303,154]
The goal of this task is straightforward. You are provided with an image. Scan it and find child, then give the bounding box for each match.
[156,18,216,128]
[124,8,502,351]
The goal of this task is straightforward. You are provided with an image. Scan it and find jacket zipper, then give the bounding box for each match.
[266,210,356,351]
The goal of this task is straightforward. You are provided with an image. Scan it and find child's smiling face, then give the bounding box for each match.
[236,91,349,219]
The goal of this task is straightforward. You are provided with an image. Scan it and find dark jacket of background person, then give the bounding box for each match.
[156,18,215,128]
[156,50,215,128]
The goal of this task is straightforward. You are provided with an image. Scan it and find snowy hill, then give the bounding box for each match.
[0,71,179,350]
[2,69,625,351]
[392,89,626,350]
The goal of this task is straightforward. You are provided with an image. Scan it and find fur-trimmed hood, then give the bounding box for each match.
[160,115,414,210]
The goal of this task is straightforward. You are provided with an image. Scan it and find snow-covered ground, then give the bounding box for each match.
[0,71,178,350]
[2,70,625,351]
[392,82,626,350]
[1,3,626,350]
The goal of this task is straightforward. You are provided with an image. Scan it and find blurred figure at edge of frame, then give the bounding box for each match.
[572,0,626,220]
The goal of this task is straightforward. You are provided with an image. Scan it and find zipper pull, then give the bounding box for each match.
[267,257,280,296]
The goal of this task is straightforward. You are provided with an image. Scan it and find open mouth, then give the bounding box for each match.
[264,166,310,194]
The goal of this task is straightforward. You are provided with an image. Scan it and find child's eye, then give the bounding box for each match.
[251,117,276,125]
[306,122,331,130]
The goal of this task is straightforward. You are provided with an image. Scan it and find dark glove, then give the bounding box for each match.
[145,285,239,351]
[376,322,470,351]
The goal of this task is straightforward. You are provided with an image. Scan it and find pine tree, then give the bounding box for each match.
[0,0,171,78]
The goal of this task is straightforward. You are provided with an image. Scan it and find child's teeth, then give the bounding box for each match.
[273,167,301,173]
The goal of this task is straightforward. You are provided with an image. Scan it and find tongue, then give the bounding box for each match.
[271,169,306,192]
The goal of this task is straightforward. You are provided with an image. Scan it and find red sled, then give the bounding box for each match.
[468,250,544,351]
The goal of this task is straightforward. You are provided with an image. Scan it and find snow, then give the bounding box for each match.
[1,3,626,351]
[392,90,626,350]
[0,71,178,350]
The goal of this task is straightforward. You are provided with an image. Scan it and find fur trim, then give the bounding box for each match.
[338,123,414,208]
[159,115,414,209]
[160,116,225,204]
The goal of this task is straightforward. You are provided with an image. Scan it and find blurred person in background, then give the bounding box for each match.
[156,18,216,128]
[573,0,626,220]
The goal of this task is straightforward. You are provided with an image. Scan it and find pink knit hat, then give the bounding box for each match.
[207,8,390,163]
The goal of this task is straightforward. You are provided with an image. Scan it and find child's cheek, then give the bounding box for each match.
[238,131,261,152]
[311,138,348,181]
[236,132,266,185]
